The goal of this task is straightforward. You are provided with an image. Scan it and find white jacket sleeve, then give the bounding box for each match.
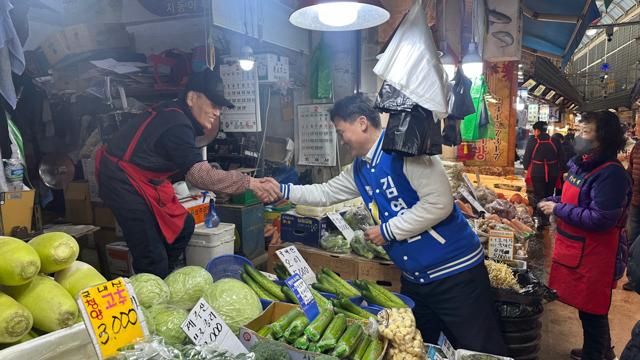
[281,164,361,206]
[384,156,454,241]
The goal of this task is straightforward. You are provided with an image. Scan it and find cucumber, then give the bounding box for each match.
[352,335,371,360]
[271,308,303,337]
[294,334,310,350]
[336,298,372,319]
[244,264,287,301]
[304,310,334,342]
[312,280,338,294]
[318,273,355,298]
[257,325,273,337]
[241,272,277,300]
[273,262,291,280]
[317,313,347,352]
[321,268,360,297]
[284,314,309,340]
[332,323,363,358]
[333,307,367,321]
[362,337,383,360]
[310,287,332,311]
[366,281,405,308]
[308,342,319,353]
[281,285,300,304]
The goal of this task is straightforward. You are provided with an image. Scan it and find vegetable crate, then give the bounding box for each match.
[279,212,330,248]
[239,302,388,360]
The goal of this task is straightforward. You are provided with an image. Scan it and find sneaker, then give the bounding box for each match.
[623,281,637,292]
[570,347,617,360]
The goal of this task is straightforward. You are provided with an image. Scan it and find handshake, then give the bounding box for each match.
[248,177,283,203]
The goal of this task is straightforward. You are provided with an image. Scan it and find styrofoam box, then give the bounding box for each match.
[0,323,97,360]
[185,223,236,267]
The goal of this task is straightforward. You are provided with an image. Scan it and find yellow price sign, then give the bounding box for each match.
[78,278,148,359]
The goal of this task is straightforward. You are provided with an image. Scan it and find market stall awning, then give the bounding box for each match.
[532,57,584,106]
[522,0,601,68]
[577,89,636,112]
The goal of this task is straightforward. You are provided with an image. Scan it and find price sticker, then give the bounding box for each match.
[285,273,319,321]
[327,212,355,242]
[78,278,148,359]
[181,298,248,354]
[488,230,515,260]
[276,245,317,284]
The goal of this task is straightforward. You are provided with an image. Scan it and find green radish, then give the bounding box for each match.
[243,264,286,301]
[317,313,347,352]
[332,322,364,358]
[304,310,334,342]
[3,275,78,333]
[271,307,303,337]
[0,236,41,286]
[54,261,107,299]
[362,337,384,360]
[0,291,33,343]
[353,335,372,360]
[28,232,79,273]
[241,272,277,301]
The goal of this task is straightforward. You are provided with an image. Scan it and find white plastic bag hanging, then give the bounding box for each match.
[373,0,449,115]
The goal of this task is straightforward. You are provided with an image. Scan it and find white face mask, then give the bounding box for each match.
[574,136,595,156]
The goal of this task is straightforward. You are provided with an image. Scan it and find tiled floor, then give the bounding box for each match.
[536,228,640,359]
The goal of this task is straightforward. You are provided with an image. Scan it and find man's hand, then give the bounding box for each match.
[249,177,281,203]
[538,201,557,216]
[364,226,386,246]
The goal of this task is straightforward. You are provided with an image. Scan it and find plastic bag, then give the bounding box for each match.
[374,81,416,112]
[448,69,475,120]
[373,0,448,115]
[320,232,350,254]
[343,206,375,231]
[485,199,516,220]
[351,230,375,259]
[382,106,443,156]
[107,336,256,360]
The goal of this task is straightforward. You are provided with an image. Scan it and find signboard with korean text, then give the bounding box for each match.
[276,245,317,285]
[327,212,355,242]
[539,104,549,122]
[527,104,539,123]
[220,63,261,132]
[488,230,515,260]
[78,278,148,359]
[181,298,247,354]
[297,104,337,166]
[284,273,319,321]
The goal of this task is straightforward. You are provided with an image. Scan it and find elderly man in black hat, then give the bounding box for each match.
[96,69,279,277]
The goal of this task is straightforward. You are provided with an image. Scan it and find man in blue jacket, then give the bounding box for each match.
[277,94,507,355]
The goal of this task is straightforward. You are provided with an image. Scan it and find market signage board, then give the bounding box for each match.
[527,104,539,123]
[276,245,317,285]
[78,278,148,359]
[297,103,337,166]
[539,104,549,122]
[327,212,355,242]
[181,298,248,354]
[285,273,319,321]
[488,230,515,260]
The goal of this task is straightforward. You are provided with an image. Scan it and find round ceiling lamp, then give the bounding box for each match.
[289,0,390,31]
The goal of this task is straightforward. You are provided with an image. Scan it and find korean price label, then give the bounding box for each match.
[78,278,148,359]
[181,298,248,355]
[276,245,317,285]
[285,273,319,321]
[327,212,355,242]
[488,230,515,260]
[437,332,456,360]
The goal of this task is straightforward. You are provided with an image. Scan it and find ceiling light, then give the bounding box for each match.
[586,28,598,36]
[239,46,255,71]
[290,1,390,31]
[461,42,483,79]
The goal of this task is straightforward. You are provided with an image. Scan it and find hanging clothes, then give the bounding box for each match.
[0,0,25,109]
[460,76,495,141]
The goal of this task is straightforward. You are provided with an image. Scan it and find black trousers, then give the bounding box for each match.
[401,263,508,356]
[110,207,195,278]
[579,310,611,360]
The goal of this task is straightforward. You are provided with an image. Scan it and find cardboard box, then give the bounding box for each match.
[0,189,35,235]
[105,241,133,277]
[240,302,387,360]
[255,53,289,83]
[280,212,328,248]
[65,181,94,225]
[92,203,116,228]
[41,32,72,67]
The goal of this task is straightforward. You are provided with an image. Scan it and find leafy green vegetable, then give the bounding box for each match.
[146,304,188,346]
[350,231,374,259]
[164,266,213,310]
[251,339,291,360]
[202,278,262,333]
[320,232,350,254]
[129,273,170,308]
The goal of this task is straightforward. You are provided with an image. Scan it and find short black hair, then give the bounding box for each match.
[580,111,627,156]
[551,133,564,142]
[533,121,548,132]
[329,93,381,129]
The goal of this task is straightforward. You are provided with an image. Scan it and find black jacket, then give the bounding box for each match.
[522,133,564,180]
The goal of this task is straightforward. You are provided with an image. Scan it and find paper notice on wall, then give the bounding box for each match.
[297,104,337,166]
[220,63,261,132]
[539,105,549,122]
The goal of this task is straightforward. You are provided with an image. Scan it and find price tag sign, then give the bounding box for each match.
[437,332,456,360]
[327,212,355,242]
[462,173,478,199]
[78,278,148,359]
[181,298,248,354]
[276,245,317,284]
[285,273,319,321]
[488,230,515,260]
[459,188,486,214]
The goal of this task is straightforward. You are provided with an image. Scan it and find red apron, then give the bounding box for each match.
[548,162,622,315]
[525,136,560,188]
[95,109,188,244]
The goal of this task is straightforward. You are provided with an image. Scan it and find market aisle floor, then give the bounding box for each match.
[538,228,640,359]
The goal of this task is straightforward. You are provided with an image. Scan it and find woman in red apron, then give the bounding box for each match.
[538,111,631,360]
